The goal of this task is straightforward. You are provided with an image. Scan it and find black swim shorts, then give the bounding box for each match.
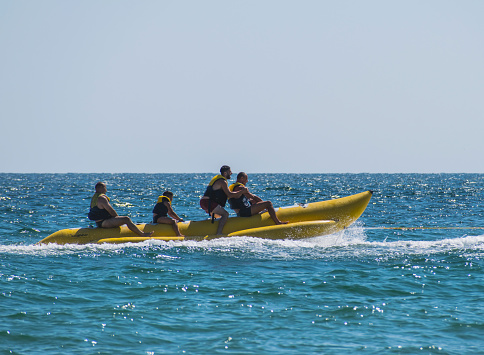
[238,206,252,217]
[95,219,111,228]
[153,214,169,223]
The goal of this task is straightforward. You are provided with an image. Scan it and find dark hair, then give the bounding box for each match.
[163,191,173,197]
[220,165,231,174]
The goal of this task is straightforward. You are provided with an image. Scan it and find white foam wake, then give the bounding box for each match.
[1,225,483,259]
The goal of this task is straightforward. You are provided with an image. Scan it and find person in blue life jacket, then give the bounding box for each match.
[152,191,185,237]
[88,182,153,237]
[200,165,248,235]
[228,172,287,225]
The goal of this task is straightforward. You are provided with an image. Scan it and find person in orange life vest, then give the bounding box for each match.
[200,165,248,235]
[228,172,287,225]
[88,182,153,237]
[152,191,185,237]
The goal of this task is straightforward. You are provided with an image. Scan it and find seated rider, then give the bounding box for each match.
[200,165,248,235]
[88,182,153,237]
[152,191,185,237]
[228,172,287,225]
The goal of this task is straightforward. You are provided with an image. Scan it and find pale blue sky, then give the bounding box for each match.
[1,1,483,173]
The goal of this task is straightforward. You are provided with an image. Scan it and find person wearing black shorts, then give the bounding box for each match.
[228,172,287,225]
[88,182,153,237]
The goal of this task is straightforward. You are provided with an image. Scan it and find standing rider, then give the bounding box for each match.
[200,165,248,235]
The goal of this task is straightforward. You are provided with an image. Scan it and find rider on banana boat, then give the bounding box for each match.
[152,190,185,237]
[200,165,248,235]
[88,182,153,237]
[228,172,287,225]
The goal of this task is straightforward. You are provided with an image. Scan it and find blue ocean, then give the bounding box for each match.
[1,173,483,354]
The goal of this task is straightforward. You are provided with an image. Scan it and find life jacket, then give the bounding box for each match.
[228,183,251,210]
[88,193,112,221]
[152,195,171,220]
[203,175,228,207]
[229,182,244,192]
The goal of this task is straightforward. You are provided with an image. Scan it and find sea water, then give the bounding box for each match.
[1,173,483,354]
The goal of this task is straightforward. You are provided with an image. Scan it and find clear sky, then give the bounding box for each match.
[1,1,483,173]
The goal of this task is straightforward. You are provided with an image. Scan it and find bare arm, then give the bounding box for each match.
[165,201,183,221]
[97,195,118,217]
[248,192,262,203]
[219,181,247,198]
[233,185,261,203]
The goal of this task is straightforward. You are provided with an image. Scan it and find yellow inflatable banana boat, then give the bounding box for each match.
[38,191,373,245]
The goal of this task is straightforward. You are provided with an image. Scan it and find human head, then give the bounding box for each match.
[220,165,232,178]
[236,172,248,184]
[95,182,107,193]
[163,191,174,199]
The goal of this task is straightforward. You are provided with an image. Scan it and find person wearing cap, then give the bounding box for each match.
[200,165,248,235]
[228,172,287,225]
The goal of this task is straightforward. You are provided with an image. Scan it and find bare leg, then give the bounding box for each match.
[250,201,287,225]
[212,205,229,235]
[156,216,185,237]
[101,216,153,237]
